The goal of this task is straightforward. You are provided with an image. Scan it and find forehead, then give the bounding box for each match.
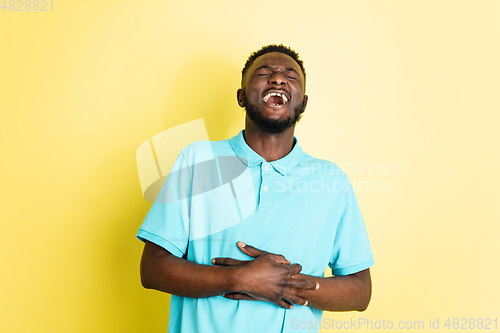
[247,52,303,78]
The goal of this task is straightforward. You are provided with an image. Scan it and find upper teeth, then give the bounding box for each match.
[263,92,288,103]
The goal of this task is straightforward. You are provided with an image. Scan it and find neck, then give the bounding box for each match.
[243,117,295,162]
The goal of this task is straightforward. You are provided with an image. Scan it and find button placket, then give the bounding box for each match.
[258,163,273,211]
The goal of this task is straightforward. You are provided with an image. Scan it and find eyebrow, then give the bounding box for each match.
[255,65,299,75]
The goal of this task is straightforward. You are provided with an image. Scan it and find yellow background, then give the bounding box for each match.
[1,1,499,332]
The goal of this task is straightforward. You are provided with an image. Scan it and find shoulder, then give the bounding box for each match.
[296,152,349,181]
[180,139,233,163]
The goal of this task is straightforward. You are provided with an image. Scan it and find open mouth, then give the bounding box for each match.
[263,92,289,106]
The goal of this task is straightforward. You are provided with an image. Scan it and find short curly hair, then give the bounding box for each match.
[241,44,306,84]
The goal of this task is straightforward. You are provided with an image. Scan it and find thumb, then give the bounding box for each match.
[237,242,290,264]
[237,241,265,258]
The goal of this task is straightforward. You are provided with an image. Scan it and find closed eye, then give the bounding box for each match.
[255,70,271,76]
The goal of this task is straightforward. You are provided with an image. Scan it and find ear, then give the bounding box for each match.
[237,88,245,108]
[300,95,309,114]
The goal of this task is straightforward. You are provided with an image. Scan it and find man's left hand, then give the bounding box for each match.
[211,242,314,302]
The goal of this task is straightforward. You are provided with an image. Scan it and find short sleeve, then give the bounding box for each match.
[136,151,192,258]
[328,177,374,276]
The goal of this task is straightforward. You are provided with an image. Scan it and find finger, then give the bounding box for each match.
[211,257,248,266]
[237,241,266,258]
[281,292,309,306]
[288,278,319,291]
[223,293,260,301]
[276,298,294,309]
[267,253,291,265]
[287,263,303,275]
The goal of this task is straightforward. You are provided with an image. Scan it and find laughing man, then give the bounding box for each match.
[137,44,374,333]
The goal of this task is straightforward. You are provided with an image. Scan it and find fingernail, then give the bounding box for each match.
[238,241,246,247]
[315,283,319,290]
[222,294,226,297]
[304,300,308,306]
[289,305,293,309]
[211,259,215,264]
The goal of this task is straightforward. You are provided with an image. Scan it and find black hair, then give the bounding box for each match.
[241,44,306,83]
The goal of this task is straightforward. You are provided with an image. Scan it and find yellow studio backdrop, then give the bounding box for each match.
[0,1,499,332]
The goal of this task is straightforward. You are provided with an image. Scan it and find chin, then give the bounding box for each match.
[244,94,304,134]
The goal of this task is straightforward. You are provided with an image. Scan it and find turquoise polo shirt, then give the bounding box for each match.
[137,130,374,333]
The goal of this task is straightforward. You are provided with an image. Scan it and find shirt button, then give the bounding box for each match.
[263,186,268,191]
[264,166,270,171]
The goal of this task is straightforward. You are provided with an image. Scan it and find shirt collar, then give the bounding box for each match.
[229,130,303,176]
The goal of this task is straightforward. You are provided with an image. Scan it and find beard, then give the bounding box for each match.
[243,92,306,135]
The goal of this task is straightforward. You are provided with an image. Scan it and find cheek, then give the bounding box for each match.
[246,88,262,101]
[291,91,304,104]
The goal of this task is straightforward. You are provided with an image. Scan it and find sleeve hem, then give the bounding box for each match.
[330,258,375,276]
[136,229,185,258]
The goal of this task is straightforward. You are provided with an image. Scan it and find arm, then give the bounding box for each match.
[140,240,318,309]
[291,269,371,312]
[214,243,372,312]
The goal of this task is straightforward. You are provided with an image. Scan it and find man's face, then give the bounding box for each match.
[238,52,308,134]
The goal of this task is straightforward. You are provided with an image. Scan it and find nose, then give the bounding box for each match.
[268,72,287,86]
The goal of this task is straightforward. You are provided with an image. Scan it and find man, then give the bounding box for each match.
[137,44,374,333]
